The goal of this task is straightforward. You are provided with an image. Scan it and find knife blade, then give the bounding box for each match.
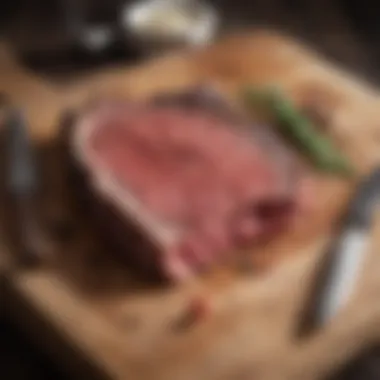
[6,109,39,196]
[4,108,44,266]
[313,168,380,327]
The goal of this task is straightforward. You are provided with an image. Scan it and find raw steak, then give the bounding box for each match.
[68,88,302,282]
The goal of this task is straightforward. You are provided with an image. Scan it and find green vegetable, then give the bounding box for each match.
[242,86,354,176]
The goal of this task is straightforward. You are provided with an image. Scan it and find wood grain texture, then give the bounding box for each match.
[2,30,380,380]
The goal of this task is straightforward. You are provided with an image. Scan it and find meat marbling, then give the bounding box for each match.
[68,88,303,282]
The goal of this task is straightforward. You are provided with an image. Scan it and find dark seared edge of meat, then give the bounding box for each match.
[68,153,166,282]
[59,109,168,283]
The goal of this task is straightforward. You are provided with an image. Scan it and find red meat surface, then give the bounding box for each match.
[71,93,302,282]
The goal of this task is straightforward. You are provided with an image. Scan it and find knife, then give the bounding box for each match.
[311,167,380,327]
[4,108,45,266]
[6,109,39,195]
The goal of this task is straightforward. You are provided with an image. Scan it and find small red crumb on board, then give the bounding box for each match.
[172,296,211,331]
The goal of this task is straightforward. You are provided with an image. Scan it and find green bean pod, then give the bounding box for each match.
[242,86,354,176]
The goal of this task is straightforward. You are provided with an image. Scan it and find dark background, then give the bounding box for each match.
[1,1,379,379]
[0,0,379,81]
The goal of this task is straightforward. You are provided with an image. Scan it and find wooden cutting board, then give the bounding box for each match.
[2,30,380,380]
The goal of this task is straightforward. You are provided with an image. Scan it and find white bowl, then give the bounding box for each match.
[121,0,220,54]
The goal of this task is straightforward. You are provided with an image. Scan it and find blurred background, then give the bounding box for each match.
[0,0,379,379]
[0,0,377,81]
